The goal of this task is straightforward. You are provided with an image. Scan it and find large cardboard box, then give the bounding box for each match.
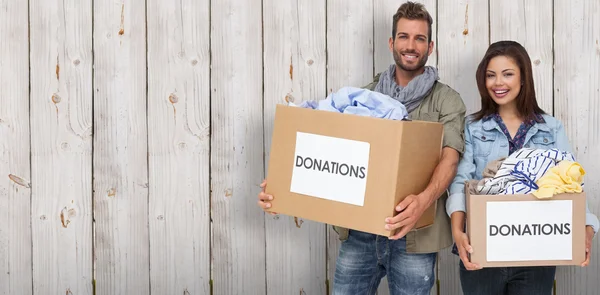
[466,182,586,267]
[265,104,443,237]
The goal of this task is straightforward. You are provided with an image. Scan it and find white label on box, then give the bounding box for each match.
[290,132,370,206]
[486,200,573,262]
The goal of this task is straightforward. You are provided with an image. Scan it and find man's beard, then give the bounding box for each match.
[392,49,429,72]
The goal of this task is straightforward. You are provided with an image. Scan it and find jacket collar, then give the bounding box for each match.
[481,113,548,131]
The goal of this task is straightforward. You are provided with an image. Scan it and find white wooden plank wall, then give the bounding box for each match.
[147,0,210,293]
[0,0,32,294]
[326,1,374,293]
[263,0,327,294]
[437,0,489,115]
[210,0,266,294]
[93,0,150,294]
[1,0,599,294]
[554,1,600,294]
[29,0,94,293]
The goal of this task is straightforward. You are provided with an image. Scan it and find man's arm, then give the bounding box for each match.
[385,87,466,240]
[385,146,460,239]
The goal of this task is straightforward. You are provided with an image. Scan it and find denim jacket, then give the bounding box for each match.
[446,114,599,234]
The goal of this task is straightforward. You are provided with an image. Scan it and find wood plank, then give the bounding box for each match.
[29,0,94,293]
[263,0,327,294]
[326,1,374,293]
[436,0,489,293]
[554,0,600,293]
[378,278,391,295]
[210,0,265,293]
[374,0,437,74]
[147,0,211,293]
[437,0,489,115]
[437,247,461,295]
[93,0,149,294]
[0,0,32,293]
[489,0,553,115]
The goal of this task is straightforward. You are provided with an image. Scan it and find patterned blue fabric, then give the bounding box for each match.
[484,113,545,155]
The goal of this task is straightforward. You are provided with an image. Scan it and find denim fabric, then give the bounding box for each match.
[484,113,544,155]
[333,230,436,295]
[446,114,599,234]
[459,261,556,295]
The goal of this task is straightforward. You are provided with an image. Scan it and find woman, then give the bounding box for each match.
[446,40,598,294]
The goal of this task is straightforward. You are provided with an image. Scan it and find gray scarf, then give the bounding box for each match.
[374,64,440,113]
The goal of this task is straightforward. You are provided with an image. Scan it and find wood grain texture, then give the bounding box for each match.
[437,0,489,115]
[436,1,488,294]
[93,0,149,294]
[326,1,374,293]
[374,0,437,74]
[147,0,211,293]
[0,0,32,294]
[263,0,327,294]
[29,0,94,293]
[210,0,266,294]
[489,0,553,115]
[554,1,600,293]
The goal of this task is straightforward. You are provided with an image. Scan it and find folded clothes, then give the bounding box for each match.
[477,148,546,194]
[289,86,410,120]
[483,157,506,179]
[476,148,578,196]
[532,160,585,199]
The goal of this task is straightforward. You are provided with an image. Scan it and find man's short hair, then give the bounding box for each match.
[392,2,433,42]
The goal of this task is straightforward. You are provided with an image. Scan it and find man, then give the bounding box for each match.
[258,2,466,294]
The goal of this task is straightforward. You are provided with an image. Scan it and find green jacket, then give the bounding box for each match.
[333,73,467,253]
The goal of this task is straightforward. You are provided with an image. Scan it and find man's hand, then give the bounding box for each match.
[582,225,594,267]
[384,147,460,240]
[385,193,432,240]
[257,179,277,215]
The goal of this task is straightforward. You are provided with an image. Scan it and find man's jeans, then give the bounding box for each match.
[459,260,556,295]
[333,230,436,295]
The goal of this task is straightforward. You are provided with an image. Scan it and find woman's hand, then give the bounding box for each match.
[581,225,594,267]
[451,211,481,271]
[453,230,482,270]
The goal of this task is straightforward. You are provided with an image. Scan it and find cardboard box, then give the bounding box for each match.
[265,104,443,237]
[466,182,586,267]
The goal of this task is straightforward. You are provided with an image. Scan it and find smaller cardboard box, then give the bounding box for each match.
[265,104,444,237]
[466,182,586,267]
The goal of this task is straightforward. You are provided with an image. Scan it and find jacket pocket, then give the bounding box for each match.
[471,130,496,156]
[530,133,556,148]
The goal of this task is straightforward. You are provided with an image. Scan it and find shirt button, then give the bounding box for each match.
[544,138,548,143]
[482,136,486,140]
[525,144,530,148]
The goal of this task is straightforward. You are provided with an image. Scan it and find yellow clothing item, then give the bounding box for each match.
[532,160,585,199]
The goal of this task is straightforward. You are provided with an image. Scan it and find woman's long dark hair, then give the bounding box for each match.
[470,40,546,122]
